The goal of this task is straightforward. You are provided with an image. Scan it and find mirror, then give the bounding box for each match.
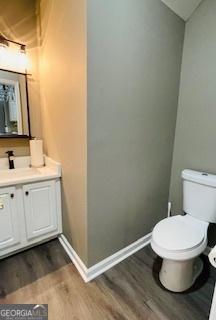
[0,70,30,138]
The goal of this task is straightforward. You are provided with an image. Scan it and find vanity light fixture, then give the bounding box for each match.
[0,35,28,73]
[0,35,26,51]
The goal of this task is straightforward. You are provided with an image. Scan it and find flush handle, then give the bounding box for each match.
[0,203,4,209]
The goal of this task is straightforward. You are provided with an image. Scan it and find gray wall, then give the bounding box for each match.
[87,0,185,266]
[169,0,216,245]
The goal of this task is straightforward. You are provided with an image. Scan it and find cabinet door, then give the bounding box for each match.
[0,187,20,250]
[23,180,58,240]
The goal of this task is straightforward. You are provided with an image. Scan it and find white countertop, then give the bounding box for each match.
[0,156,61,187]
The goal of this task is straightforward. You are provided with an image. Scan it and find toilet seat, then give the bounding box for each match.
[151,215,209,261]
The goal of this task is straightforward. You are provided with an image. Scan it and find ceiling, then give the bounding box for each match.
[160,0,203,21]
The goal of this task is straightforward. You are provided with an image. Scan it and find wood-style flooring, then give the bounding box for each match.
[0,239,215,320]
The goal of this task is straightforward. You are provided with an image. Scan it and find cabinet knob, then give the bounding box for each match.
[25,191,29,196]
[10,193,14,199]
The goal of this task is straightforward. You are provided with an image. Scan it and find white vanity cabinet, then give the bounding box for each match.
[0,156,62,259]
[0,179,62,258]
[23,180,60,242]
[0,186,21,252]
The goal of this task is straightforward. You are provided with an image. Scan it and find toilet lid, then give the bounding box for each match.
[152,215,205,251]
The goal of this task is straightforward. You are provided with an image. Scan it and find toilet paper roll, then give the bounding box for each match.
[209,246,216,268]
[30,139,44,168]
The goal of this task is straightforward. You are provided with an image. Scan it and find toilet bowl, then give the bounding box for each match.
[151,214,208,292]
[151,169,216,293]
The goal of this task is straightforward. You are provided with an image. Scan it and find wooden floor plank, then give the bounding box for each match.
[0,239,215,320]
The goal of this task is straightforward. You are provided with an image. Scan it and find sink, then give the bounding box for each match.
[0,156,61,187]
[0,167,41,180]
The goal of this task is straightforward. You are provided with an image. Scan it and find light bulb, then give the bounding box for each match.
[19,50,28,71]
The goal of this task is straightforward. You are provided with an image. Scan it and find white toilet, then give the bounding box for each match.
[151,169,216,292]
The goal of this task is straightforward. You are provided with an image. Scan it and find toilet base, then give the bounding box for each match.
[159,257,203,292]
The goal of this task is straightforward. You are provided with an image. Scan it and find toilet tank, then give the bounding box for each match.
[182,169,216,223]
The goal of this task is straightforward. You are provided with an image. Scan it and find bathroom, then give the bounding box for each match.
[0,0,216,319]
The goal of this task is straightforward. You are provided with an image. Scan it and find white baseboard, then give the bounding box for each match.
[58,235,89,282]
[59,232,152,282]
